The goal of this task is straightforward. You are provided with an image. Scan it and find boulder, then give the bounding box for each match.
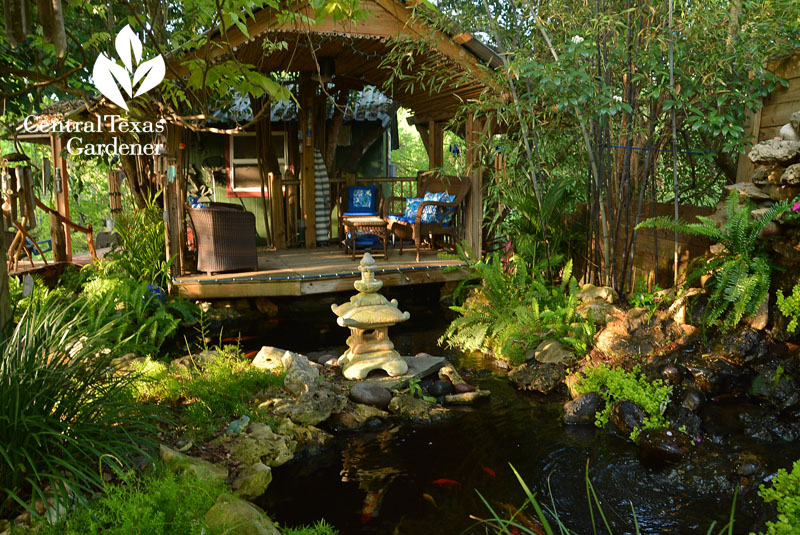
[748,139,800,165]
[438,365,468,387]
[751,367,800,410]
[637,428,692,463]
[159,445,227,485]
[232,463,272,500]
[349,383,392,409]
[679,387,705,413]
[274,388,347,426]
[745,296,770,331]
[230,423,296,467]
[608,401,645,437]
[281,353,319,396]
[254,298,278,316]
[563,392,602,425]
[251,347,291,372]
[204,495,281,535]
[792,110,800,134]
[576,284,619,304]
[660,364,683,386]
[577,300,624,326]
[276,419,332,455]
[687,358,751,396]
[529,339,575,365]
[752,165,785,186]
[329,403,388,431]
[508,363,565,394]
[780,123,800,142]
[94,231,120,249]
[443,390,491,404]
[782,163,800,185]
[724,182,772,200]
[428,379,455,397]
[388,393,449,423]
[667,405,703,438]
[765,184,800,202]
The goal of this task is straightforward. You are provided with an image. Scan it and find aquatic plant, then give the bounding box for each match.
[473,463,737,535]
[440,246,594,364]
[0,292,157,517]
[636,190,788,333]
[574,365,672,440]
[755,458,800,535]
[776,281,800,334]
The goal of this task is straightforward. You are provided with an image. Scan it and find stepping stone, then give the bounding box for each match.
[358,355,446,390]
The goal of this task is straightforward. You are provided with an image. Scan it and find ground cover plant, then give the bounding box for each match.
[755,458,800,535]
[776,281,800,334]
[440,247,594,364]
[32,467,339,535]
[637,191,788,333]
[574,365,672,440]
[131,346,285,441]
[0,291,157,517]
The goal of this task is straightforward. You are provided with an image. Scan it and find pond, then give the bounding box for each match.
[221,286,795,535]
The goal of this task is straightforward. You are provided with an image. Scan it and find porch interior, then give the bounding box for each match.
[174,245,467,298]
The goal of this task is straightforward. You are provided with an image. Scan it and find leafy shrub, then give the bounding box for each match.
[575,365,672,440]
[637,191,788,333]
[776,282,800,334]
[132,346,285,440]
[756,458,800,535]
[104,195,172,288]
[440,246,594,364]
[0,292,156,517]
[35,469,225,535]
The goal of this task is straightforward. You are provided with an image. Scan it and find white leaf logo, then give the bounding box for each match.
[92,24,165,111]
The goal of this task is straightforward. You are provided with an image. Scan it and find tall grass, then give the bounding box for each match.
[473,463,737,535]
[0,292,157,517]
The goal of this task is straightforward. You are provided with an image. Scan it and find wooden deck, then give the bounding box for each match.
[173,246,468,298]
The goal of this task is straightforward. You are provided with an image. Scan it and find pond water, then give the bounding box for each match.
[221,286,797,535]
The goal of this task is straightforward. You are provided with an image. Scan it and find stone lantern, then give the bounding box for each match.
[332,253,410,380]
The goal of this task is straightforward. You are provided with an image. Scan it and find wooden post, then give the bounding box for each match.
[108,169,122,219]
[49,135,72,260]
[427,120,444,170]
[0,215,9,335]
[464,113,484,258]
[19,167,36,229]
[299,78,317,248]
[50,211,67,262]
[164,124,184,277]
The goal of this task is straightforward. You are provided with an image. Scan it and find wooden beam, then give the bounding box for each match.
[300,78,317,248]
[735,104,762,182]
[464,113,485,258]
[165,124,184,278]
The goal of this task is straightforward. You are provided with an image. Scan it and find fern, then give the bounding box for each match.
[439,249,595,364]
[636,190,787,333]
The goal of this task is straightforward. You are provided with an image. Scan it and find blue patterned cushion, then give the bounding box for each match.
[403,197,424,220]
[347,186,377,215]
[422,191,456,224]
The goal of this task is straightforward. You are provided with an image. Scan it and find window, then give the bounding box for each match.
[228,131,288,193]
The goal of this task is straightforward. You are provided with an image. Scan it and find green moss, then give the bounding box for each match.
[755,459,800,535]
[575,365,672,440]
[132,346,285,440]
[35,469,226,535]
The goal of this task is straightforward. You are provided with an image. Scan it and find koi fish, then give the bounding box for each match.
[481,465,496,477]
[432,478,461,487]
[221,335,260,342]
[360,491,383,524]
[422,493,439,509]
[244,350,259,358]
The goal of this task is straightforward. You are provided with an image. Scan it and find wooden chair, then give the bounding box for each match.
[383,173,471,261]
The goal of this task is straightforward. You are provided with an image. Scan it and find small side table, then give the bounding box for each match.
[342,216,389,260]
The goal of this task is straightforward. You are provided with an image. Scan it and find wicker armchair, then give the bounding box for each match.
[187,203,258,275]
[383,173,471,261]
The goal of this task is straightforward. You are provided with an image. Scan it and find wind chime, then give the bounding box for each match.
[1,152,43,272]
